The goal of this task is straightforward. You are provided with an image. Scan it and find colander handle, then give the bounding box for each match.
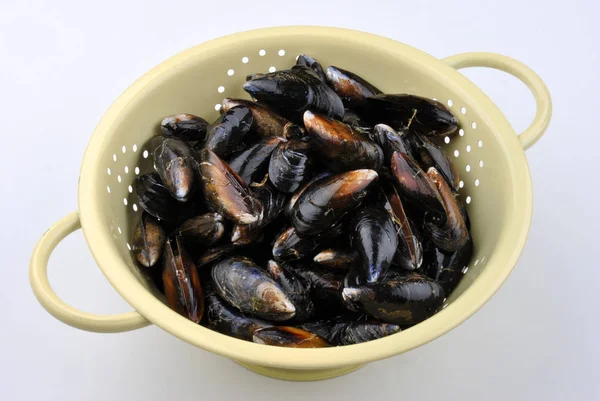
[443,52,552,150]
[29,212,151,333]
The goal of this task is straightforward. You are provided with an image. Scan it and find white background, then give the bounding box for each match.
[1,0,598,400]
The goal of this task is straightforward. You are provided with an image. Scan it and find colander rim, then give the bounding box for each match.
[78,25,533,370]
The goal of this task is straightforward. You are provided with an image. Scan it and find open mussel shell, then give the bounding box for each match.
[295,54,328,82]
[422,236,473,296]
[231,184,286,245]
[228,136,287,185]
[152,137,197,202]
[326,66,382,108]
[243,66,344,121]
[303,111,383,171]
[342,271,445,325]
[132,212,166,268]
[424,168,469,252]
[204,284,271,341]
[160,113,209,141]
[253,326,330,348]
[266,260,314,322]
[313,248,359,271]
[196,148,264,225]
[290,169,379,236]
[364,94,458,137]
[268,138,314,194]
[221,98,289,138]
[390,151,445,215]
[351,206,398,283]
[135,172,194,222]
[162,236,204,323]
[204,105,254,158]
[211,256,296,321]
[172,212,225,247]
[381,182,423,271]
[409,133,460,191]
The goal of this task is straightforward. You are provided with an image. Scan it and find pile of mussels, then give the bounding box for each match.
[132,54,473,348]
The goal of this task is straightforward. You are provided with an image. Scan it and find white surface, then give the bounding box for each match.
[1,0,598,400]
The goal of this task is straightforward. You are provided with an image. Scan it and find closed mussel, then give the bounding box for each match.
[326,66,382,108]
[172,212,225,247]
[221,98,289,138]
[152,137,197,202]
[302,318,400,345]
[132,212,166,268]
[266,260,314,322]
[204,105,254,158]
[253,326,330,348]
[160,113,209,141]
[211,256,296,321]
[228,136,287,185]
[409,133,460,191]
[295,54,328,82]
[135,172,193,222]
[268,138,313,194]
[372,124,413,162]
[313,248,359,271]
[422,236,473,295]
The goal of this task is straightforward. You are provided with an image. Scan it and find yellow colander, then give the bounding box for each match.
[29,26,552,381]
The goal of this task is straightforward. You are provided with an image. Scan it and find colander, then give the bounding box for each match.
[29,26,552,381]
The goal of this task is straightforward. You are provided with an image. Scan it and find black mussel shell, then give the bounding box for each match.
[132,212,166,268]
[268,138,313,194]
[409,133,460,191]
[326,66,382,108]
[204,106,254,158]
[253,326,330,348]
[135,172,194,222]
[228,136,287,185]
[152,137,197,202]
[422,236,473,295]
[221,98,289,138]
[295,54,328,82]
[266,260,314,322]
[160,113,209,141]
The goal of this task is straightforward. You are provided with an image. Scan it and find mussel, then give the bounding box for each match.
[196,148,264,225]
[268,138,313,194]
[424,168,469,251]
[326,66,382,108]
[162,236,204,323]
[342,271,445,325]
[390,151,444,215]
[135,172,194,222]
[221,98,289,138]
[204,284,271,341]
[228,136,287,185]
[196,243,242,267]
[301,318,400,345]
[342,108,373,134]
[313,248,359,271]
[204,105,253,158]
[152,137,197,202]
[132,212,166,268]
[243,66,344,120]
[290,169,378,236]
[211,256,296,320]
[381,182,423,270]
[364,94,459,137]
[231,184,286,245]
[371,123,413,162]
[266,260,314,322]
[284,171,330,217]
[172,213,225,247]
[351,206,398,282]
[409,133,460,191]
[295,54,327,82]
[293,265,346,316]
[272,225,342,262]
[253,326,330,348]
[160,113,209,141]
[303,111,383,172]
[422,236,473,295]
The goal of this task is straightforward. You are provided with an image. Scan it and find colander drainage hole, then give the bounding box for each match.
[459,180,464,188]
[227,69,234,76]
[259,49,266,56]
[132,204,138,212]
[107,167,111,175]
[106,186,111,194]
[478,140,483,147]
[122,145,126,153]
[242,56,249,63]
[454,150,459,157]
[461,107,467,114]
[447,99,453,107]
[123,198,128,206]
[117,226,122,234]
[459,129,465,136]
[278,49,286,56]
[142,150,149,159]
[466,196,471,204]
[268,66,276,73]
[127,243,132,251]
[214,104,221,111]
[466,165,471,172]
[128,185,133,193]
[113,154,117,162]
[444,136,450,144]
[132,144,138,152]
[474,179,480,187]
[135,166,140,175]
[471,122,477,129]
[479,160,484,168]
[218,86,225,93]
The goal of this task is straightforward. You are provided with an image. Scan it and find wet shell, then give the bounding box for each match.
[211,256,296,321]
[326,66,382,108]
[231,184,287,245]
[313,248,359,271]
[290,169,379,236]
[196,243,242,267]
[160,113,209,141]
[372,124,413,162]
[196,148,264,225]
[162,236,204,323]
[284,172,331,217]
[301,318,400,345]
[351,206,398,282]
[253,326,330,348]
[132,212,166,268]
[172,213,225,247]
[342,271,445,325]
[295,54,327,82]
[422,236,473,295]
[365,94,459,137]
[204,105,254,158]
[282,122,307,140]
[303,111,383,172]
[243,66,344,120]
[342,108,373,134]
[135,172,194,222]
[271,226,337,262]
[204,284,271,341]
[424,168,469,251]
[409,133,460,191]
[266,260,314,322]
[228,136,287,185]
[390,151,444,215]
[268,138,313,194]
[381,182,423,270]
[152,137,197,202]
[293,265,346,316]
[221,98,289,138]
